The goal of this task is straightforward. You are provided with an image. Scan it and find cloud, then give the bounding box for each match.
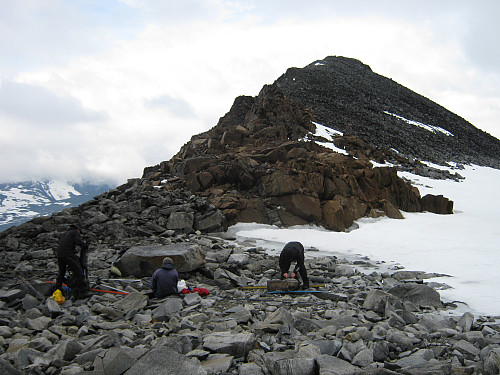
[0,0,141,73]
[145,94,197,118]
[1,1,499,185]
[0,79,106,125]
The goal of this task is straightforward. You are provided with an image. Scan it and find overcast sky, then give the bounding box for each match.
[1,1,499,185]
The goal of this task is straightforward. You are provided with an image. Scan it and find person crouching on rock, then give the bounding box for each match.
[279,241,310,289]
[150,257,179,298]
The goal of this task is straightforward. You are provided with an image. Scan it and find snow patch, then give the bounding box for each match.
[306,121,348,155]
[47,180,80,200]
[384,111,454,136]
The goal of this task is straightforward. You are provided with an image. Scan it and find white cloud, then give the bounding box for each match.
[0,79,105,125]
[1,1,499,184]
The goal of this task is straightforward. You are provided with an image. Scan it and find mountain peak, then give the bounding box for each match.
[276,56,500,169]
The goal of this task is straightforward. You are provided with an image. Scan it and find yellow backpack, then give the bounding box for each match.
[52,289,65,305]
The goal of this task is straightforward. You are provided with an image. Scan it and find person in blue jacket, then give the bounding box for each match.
[150,257,179,298]
[279,241,310,289]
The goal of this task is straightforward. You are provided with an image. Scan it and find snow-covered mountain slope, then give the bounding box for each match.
[0,180,112,231]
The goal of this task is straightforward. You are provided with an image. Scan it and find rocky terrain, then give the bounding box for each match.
[1,55,499,374]
[1,233,500,375]
[275,56,500,169]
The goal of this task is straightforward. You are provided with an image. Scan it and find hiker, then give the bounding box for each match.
[55,223,90,299]
[150,257,179,298]
[279,241,310,289]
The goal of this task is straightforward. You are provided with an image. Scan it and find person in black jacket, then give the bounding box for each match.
[150,257,179,298]
[55,223,89,299]
[279,241,310,289]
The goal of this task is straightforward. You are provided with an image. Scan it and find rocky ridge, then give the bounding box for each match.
[1,234,500,374]
[142,83,454,231]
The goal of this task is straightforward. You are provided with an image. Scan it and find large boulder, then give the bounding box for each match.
[388,283,442,308]
[116,244,206,277]
[420,194,454,214]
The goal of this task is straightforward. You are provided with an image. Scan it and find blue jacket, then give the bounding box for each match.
[150,264,179,298]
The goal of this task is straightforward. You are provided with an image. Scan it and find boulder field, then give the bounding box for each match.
[0,233,499,374]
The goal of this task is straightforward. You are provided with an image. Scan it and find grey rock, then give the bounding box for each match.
[484,348,500,375]
[305,339,342,356]
[363,289,390,314]
[371,341,390,362]
[203,331,256,358]
[316,354,360,375]
[453,339,480,359]
[386,330,420,351]
[21,294,40,310]
[152,297,183,321]
[123,346,207,375]
[25,316,51,331]
[396,348,435,368]
[183,292,202,306]
[227,253,250,266]
[47,338,83,362]
[351,348,373,367]
[388,283,442,308]
[238,362,265,375]
[113,292,148,315]
[264,306,294,325]
[116,243,206,277]
[92,347,145,375]
[155,335,193,354]
[457,312,474,332]
[259,349,317,375]
[201,354,234,374]
[167,211,194,230]
[195,211,225,232]
[0,357,23,375]
[15,348,50,370]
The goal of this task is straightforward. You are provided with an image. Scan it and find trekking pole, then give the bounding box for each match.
[241,284,326,289]
[18,275,45,302]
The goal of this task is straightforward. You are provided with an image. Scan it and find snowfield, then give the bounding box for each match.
[228,164,500,317]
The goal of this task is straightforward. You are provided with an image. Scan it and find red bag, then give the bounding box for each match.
[192,287,209,296]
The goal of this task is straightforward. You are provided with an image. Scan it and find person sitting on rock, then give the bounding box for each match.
[150,257,179,298]
[55,223,90,299]
[279,241,310,289]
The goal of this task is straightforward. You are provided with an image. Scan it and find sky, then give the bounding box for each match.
[228,163,500,317]
[1,0,499,185]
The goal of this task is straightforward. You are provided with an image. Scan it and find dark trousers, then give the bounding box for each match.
[56,256,87,295]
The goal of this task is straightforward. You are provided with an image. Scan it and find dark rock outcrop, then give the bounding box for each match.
[143,83,453,230]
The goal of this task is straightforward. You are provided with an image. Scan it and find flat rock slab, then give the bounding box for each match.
[116,244,206,277]
[203,331,256,358]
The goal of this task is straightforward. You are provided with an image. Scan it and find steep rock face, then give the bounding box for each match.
[143,84,451,231]
[275,56,500,168]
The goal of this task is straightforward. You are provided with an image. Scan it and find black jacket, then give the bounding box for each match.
[57,229,88,258]
[279,241,309,286]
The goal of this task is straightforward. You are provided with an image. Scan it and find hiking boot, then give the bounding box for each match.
[74,291,93,300]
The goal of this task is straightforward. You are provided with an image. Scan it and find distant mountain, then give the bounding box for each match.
[0,180,112,231]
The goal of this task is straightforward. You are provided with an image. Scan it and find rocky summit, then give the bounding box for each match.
[0,56,500,374]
